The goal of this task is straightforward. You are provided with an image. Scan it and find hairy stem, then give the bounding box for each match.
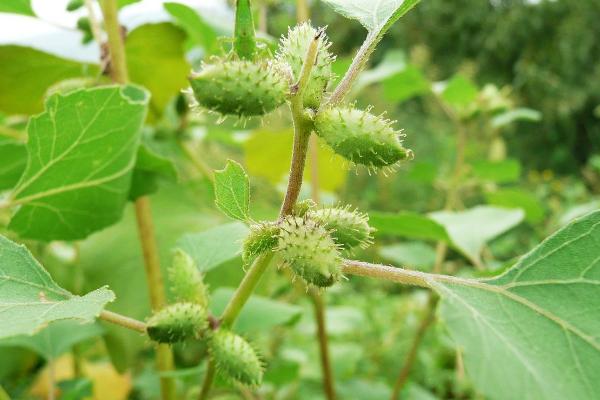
[311,290,336,400]
[99,3,175,398]
[200,31,321,398]
[342,260,431,288]
[99,310,147,333]
[134,197,176,400]
[391,105,468,395]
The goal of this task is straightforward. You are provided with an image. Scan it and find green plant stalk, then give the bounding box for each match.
[199,32,322,399]
[99,2,175,398]
[234,0,256,59]
[100,310,147,333]
[310,289,336,400]
[390,103,467,398]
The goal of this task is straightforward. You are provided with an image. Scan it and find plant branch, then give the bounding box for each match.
[200,29,322,398]
[84,0,103,47]
[99,2,174,399]
[99,310,147,333]
[342,260,432,288]
[310,290,336,400]
[325,31,378,108]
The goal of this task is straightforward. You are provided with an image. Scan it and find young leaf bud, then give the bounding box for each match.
[189,59,288,117]
[277,22,335,109]
[314,107,411,169]
[242,222,280,264]
[209,330,263,386]
[307,206,373,250]
[168,249,209,308]
[146,303,209,344]
[277,216,342,287]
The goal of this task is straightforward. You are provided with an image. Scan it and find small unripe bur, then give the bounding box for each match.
[210,330,263,386]
[292,199,316,217]
[168,249,209,307]
[315,107,410,168]
[147,303,209,344]
[277,22,334,109]
[307,207,373,250]
[277,216,342,287]
[189,59,288,117]
[242,222,280,264]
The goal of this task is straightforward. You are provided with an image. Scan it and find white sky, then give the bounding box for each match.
[0,0,231,62]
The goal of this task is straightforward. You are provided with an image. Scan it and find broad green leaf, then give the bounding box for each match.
[126,23,189,121]
[486,189,545,224]
[176,222,249,272]
[470,159,521,183]
[369,211,449,242]
[0,235,115,339]
[353,50,407,93]
[58,378,93,400]
[0,320,103,360]
[0,137,26,190]
[129,144,177,201]
[211,288,302,332]
[0,46,99,115]
[433,210,600,400]
[0,0,34,16]
[244,130,347,192]
[322,0,420,34]
[560,200,600,226]
[164,2,218,53]
[383,65,430,102]
[439,75,478,107]
[214,160,250,221]
[379,242,436,270]
[491,107,542,129]
[430,206,524,265]
[8,85,149,240]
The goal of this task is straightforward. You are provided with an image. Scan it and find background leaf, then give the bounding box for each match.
[176,222,249,272]
[0,137,26,190]
[0,46,99,115]
[321,0,421,33]
[128,144,177,201]
[0,235,114,339]
[0,320,103,360]
[8,85,149,240]
[429,206,524,264]
[213,160,250,221]
[434,210,600,400]
[0,0,34,16]
[163,2,218,54]
[369,211,449,242]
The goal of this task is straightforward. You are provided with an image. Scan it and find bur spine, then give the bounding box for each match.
[210,330,263,386]
[277,216,342,287]
[146,303,208,344]
[315,107,411,169]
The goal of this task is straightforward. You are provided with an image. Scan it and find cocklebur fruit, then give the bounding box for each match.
[189,59,288,117]
[314,107,411,169]
[277,22,334,109]
[307,206,373,250]
[292,199,316,217]
[146,303,208,344]
[209,330,263,386]
[168,249,209,308]
[242,222,280,264]
[277,216,342,287]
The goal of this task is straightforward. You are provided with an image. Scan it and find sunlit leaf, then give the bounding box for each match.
[491,107,542,128]
[0,235,115,339]
[213,160,250,222]
[434,211,600,400]
[8,85,149,240]
[429,206,524,265]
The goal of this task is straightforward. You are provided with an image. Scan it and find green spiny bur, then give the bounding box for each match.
[210,330,263,386]
[277,22,334,109]
[307,206,374,250]
[242,222,280,264]
[168,249,209,308]
[314,106,411,169]
[277,216,342,287]
[189,59,288,117]
[292,199,316,217]
[146,303,208,344]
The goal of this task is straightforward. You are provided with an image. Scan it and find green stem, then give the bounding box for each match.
[199,29,322,398]
[234,0,256,59]
[310,290,336,400]
[99,3,175,398]
[99,310,147,333]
